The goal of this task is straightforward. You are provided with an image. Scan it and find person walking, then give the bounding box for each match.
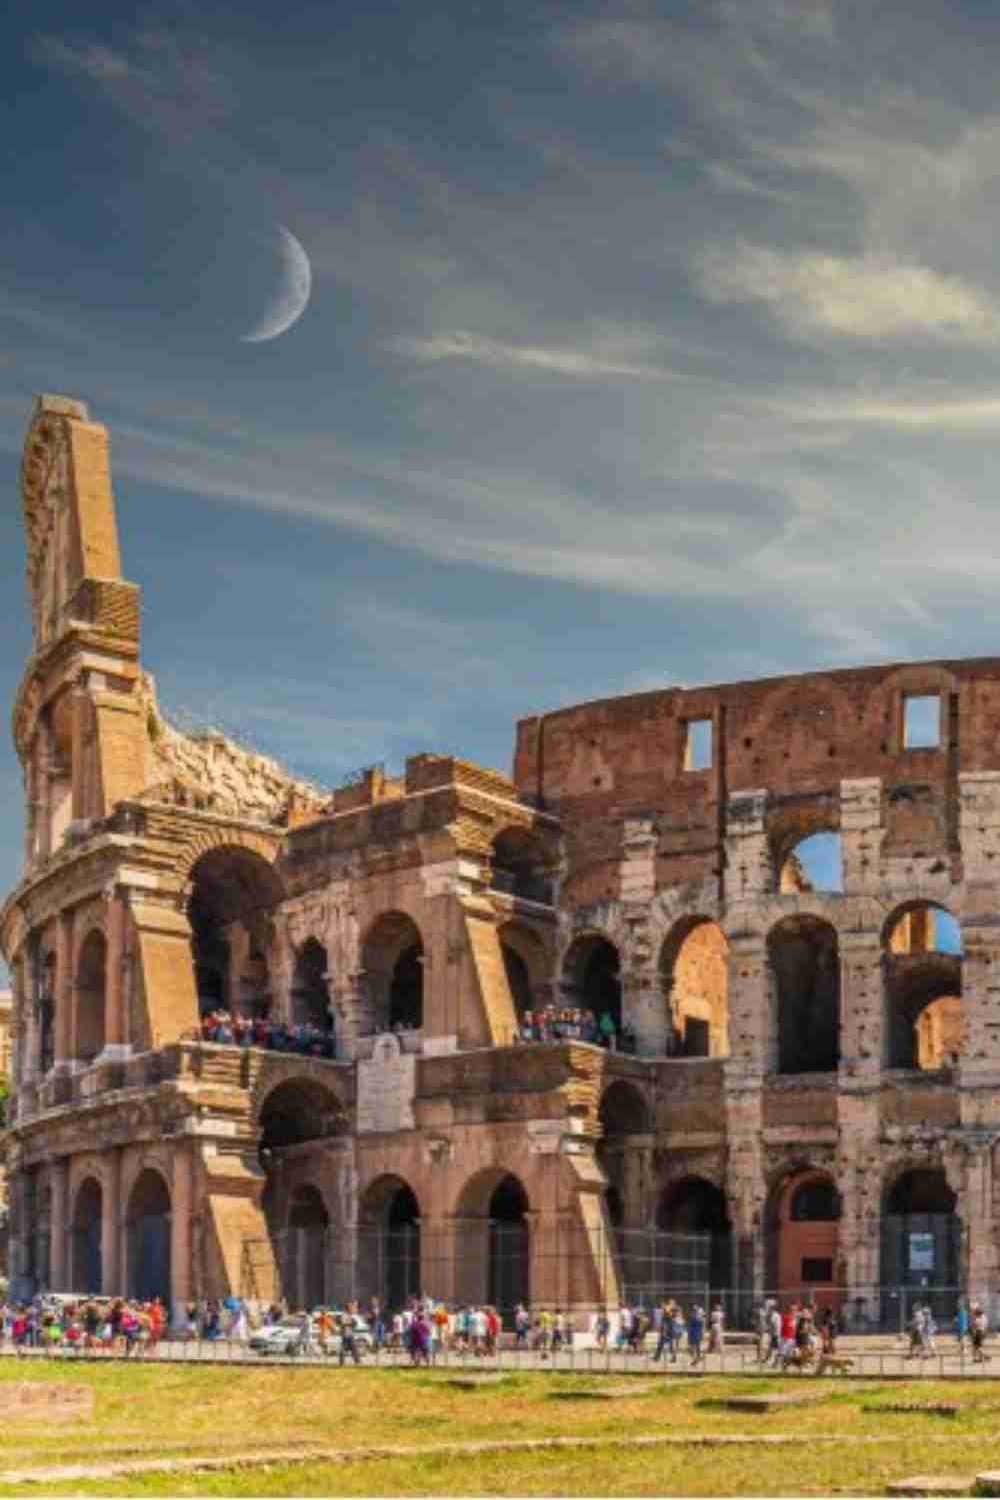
[708,1302,725,1356]
[687,1305,705,1367]
[956,1299,970,1356]
[972,1304,990,1364]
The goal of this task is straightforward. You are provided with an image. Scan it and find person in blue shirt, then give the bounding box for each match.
[687,1304,705,1366]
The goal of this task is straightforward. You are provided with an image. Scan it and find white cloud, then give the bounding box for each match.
[389,329,681,383]
[697,245,1000,343]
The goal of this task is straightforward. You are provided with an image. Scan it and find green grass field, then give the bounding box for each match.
[3,1359,1000,1496]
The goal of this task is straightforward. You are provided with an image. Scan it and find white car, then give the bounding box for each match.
[249,1314,373,1357]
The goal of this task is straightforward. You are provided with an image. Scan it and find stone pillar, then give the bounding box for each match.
[102,1147,124,1295]
[6,1169,30,1298]
[334,973,365,1059]
[49,1158,70,1291]
[103,889,128,1054]
[958,928,1000,1091]
[54,911,73,1067]
[619,820,667,1055]
[958,1142,996,1307]
[837,1133,881,1327]
[726,934,770,1075]
[171,1143,194,1327]
[838,932,882,1081]
[840,778,883,896]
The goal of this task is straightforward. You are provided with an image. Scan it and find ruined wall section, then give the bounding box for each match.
[138,674,327,828]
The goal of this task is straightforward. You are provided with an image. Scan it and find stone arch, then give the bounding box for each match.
[562,932,622,1039]
[490,826,552,904]
[76,927,107,1063]
[284,1182,330,1311]
[126,1167,171,1304]
[880,1165,960,1324]
[764,1167,842,1304]
[360,912,424,1035]
[188,844,283,1016]
[291,937,332,1033]
[71,1176,103,1294]
[659,916,729,1057]
[257,1076,347,1152]
[359,1175,421,1312]
[498,921,549,1019]
[656,1175,732,1293]
[767,914,840,1074]
[455,1168,531,1315]
[883,901,963,1069]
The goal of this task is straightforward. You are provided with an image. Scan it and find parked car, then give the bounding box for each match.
[249,1313,373,1357]
[249,1315,316,1356]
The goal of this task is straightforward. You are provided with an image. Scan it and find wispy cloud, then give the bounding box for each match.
[697,246,1000,343]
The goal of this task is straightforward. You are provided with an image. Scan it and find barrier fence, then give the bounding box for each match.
[239,1223,992,1333]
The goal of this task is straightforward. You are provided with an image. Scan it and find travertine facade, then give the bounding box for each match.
[2,395,998,1324]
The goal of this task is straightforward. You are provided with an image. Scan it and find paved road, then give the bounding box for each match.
[2,1335,997,1378]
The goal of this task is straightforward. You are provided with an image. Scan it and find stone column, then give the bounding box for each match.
[334,973,366,1059]
[103,889,128,1055]
[958,928,1000,1090]
[49,1157,70,1291]
[54,911,73,1068]
[838,932,883,1080]
[171,1143,194,1327]
[102,1147,124,1295]
[619,820,666,1055]
[959,1141,996,1307]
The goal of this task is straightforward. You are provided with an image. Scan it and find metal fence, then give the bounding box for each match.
[241,1223,714,1319]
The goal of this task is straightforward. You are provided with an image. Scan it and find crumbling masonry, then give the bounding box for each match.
[2,394,998,1325]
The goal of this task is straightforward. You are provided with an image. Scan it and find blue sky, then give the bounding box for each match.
[5,0,1000,917]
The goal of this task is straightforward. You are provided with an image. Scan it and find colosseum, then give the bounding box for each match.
[1,393,996,1330]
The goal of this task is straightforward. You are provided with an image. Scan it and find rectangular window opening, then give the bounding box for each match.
[903,694,941,750]
[684,718,713,771]
[801,1257,834,1283]
[682,1017,710,1057]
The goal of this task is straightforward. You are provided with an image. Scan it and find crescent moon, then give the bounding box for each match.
[241,225,312,343]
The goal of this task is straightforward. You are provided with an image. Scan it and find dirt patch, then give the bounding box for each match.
[0,1383,93,1421]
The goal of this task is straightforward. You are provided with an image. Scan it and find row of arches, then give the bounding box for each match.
[69,1168,171,1303]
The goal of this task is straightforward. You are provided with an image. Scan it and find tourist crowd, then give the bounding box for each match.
[196,1011,336,1057]
[0,1296,169,1353]
[515,1005,636,1052]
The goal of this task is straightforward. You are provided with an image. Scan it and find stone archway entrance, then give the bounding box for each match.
[126,1169,171,1304]
[767,1171,842,1309]
[71,1178,102,1294]
[454,1170,532,1316]
[286,1184,329,1311]
[880,1168,960,1328]
[359,1177,421,1312]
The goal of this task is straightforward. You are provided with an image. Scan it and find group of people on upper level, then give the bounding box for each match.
[515,1004,636,1052]
[196,1010,336,1058]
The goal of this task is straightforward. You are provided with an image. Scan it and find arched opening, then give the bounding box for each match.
[657,1177,732,1296]
[76,930,107,1064]
[259,1078,346,1154]
[598,1082,653,1297]
[454,1169,531,1315]
[563,934,622,1043]
[766,1170,842,1307]
[881,1168,960,1327]
[33,948,55,1075]
[498,921,549,1026]
[660,917,729,1057]
[71,1178,102,1294]
[488,1174,530,1316]
[490,828,552,904]
[126,1169,171,1305]
[779,832,843,894]
[884,903,963,1069]
[359,1176,421,1312]
[286,1184,329,1311]
[360,913,424,1034]
[188,847,282,1018]
[291,938,332,1034]
[768,915,840,1074]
